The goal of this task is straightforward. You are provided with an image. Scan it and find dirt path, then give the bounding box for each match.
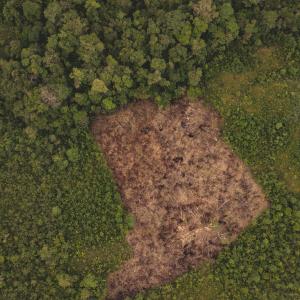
[92,100,268,299]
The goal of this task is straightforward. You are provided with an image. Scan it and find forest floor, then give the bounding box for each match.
[92,100,268,299]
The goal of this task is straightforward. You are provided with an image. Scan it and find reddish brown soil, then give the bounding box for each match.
[91,100,268,300]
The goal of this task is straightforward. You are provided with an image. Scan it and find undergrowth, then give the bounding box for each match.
[0,130,131,299]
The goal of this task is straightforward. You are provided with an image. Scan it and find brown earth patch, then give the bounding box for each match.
[91,99,268,300]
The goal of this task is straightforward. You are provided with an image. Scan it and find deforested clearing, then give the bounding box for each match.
[92,100,268,300]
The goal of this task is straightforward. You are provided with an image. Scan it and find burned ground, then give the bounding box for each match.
[91,100,268,299]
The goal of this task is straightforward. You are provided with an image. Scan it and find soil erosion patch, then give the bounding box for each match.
[92,100,268,299]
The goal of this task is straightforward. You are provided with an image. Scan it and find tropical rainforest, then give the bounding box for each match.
[0,0,299,299]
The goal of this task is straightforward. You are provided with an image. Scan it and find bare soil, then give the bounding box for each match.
[91,100,268,300]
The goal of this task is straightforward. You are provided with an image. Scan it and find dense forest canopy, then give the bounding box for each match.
[1,0,299,146]
[0,0,299,299]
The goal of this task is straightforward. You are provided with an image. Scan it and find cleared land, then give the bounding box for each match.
[92,100,268,299]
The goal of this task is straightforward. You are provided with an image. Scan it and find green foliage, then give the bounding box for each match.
[188,68,203,86]
[151,58,167,71]
[22,1,41,22]
[70,68,86,89]
[102,98,116,111]
[73,110,88,127]
[80,273,98,289]
[137,266,226,300]
[91,79,108,94]
[78,33,104,64]
[66,147,80,162]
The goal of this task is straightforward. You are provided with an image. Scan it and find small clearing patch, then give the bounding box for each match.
[92,100,268,299]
